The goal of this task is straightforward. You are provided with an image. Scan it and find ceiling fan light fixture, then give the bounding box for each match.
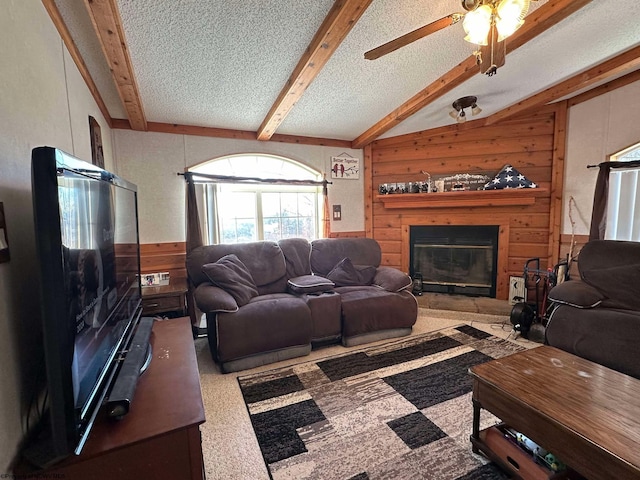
[451,95,480,123]
[496,0,529,40]
[462,4,492,45]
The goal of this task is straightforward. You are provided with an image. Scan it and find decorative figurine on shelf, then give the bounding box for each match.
[420,170,432,193]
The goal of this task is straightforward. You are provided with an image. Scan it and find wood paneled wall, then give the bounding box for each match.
[140,242,187,280]
[366,104,566,300]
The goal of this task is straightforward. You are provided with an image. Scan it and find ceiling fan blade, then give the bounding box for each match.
[364,14,461,60]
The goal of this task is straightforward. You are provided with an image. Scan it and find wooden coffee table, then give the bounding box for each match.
[469,346,640,480]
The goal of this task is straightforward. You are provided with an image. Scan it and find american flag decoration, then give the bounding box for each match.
[484,164,537,190]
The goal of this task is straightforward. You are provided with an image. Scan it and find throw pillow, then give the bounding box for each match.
[355,264,377,285]
[327,257,376,287]
[202,254,258,307]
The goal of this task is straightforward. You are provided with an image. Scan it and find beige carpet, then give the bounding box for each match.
[195,308,535,480]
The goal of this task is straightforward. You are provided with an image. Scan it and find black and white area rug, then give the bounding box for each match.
[238,325,526,480]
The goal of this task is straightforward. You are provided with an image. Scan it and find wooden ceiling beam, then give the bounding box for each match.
[84,0,147,131]
[41,0,113,128]
[351,0,593,148]
[112,119,353,148]
[568,68,640,108]
[256,0,373,141]
[487,45,640,125]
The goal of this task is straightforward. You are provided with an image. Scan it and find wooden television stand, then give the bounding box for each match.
[21,317,206,479]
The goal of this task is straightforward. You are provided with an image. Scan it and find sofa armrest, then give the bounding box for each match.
[194,283,239,313]
[287,274,334,294]
[373,267,412,292]
[548,280,604,309]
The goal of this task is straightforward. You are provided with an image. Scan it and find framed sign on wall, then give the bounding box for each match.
[330,155,360,179]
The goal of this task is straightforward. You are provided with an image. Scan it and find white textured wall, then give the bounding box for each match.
[114,131,364,243]
[563,80,640,235]
[0,0,113,469]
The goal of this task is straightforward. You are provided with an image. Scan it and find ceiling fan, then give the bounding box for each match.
[364,0,535,75]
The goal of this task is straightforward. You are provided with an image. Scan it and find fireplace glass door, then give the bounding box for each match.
[410,225,499,297]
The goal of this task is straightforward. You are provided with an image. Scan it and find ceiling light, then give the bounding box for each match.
[462,0,530,46]
[450,96,481,124]
[463,5,492,45]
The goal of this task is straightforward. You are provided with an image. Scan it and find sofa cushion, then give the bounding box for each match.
[194,283,239,313]
[279,238,312,278]
[339,288,417,338]
[202,254,259,307]
[326,257,376,286]
[373,266,413,292]
[287,274,334,294]
[310,238,381,276]
[187,241,286,290]
[578,240,640,310]
[548,280,604,309]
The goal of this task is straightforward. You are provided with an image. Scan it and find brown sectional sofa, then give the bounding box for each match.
[546,240,640,379]
[187,237,417,372]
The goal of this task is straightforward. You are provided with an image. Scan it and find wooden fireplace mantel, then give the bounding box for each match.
[376,188,548,209]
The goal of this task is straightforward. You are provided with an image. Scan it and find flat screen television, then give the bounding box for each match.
[26,146,144,467]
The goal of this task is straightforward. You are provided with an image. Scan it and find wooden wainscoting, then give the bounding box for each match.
[140,242,187,280]
[329,231,366,238]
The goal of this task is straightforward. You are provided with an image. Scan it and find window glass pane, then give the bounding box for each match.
[281,193,298,217]
[281,216,299,238]
[219,218,256,243]
[263,217,281,241]
[218,190,255,218]
[606,144,640,241]
[236,219,256,243]
[298,217,315,239]
[191,154,322,243]
[262,192,281,217]
[298,192,315,217]
[197,155,316,180]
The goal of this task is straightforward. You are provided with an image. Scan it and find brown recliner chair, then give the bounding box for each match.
[187,241,315,373]
[546,240,640,379]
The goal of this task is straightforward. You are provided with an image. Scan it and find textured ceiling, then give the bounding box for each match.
[54,0,640,143]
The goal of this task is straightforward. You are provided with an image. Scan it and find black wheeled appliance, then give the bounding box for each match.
[510,257,568,339]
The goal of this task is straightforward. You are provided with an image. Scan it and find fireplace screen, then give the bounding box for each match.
[410,226,498,297]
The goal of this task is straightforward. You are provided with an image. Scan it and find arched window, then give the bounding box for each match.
[190,154,324,244]
[606,143,640,241]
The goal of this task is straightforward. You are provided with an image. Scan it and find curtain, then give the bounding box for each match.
[322,176,330,238]
[589,163,611,241]
[186,175,203,252]
[185,174,204,327]
[589,160,640,241]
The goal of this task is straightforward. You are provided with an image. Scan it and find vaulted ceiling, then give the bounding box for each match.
[46,0,640,148]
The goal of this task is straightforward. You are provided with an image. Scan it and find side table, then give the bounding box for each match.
[142,278,188,317]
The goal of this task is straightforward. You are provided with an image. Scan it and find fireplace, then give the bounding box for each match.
[410,225,499,297]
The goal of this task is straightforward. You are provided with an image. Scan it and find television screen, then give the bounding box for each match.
[29,147,142,466]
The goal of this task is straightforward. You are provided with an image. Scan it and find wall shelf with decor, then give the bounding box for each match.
[376,188,548,209]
